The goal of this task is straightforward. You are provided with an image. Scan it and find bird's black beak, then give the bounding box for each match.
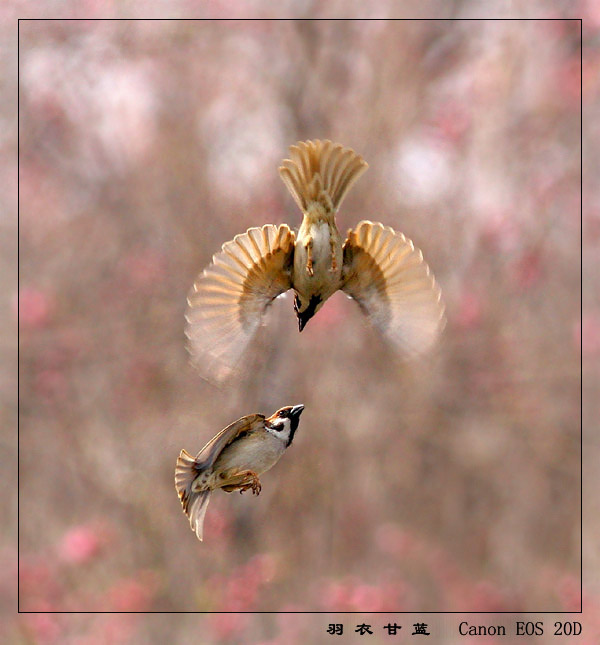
[295,295,321,332]
[290,404,304,418]
[294,294,307,332]
[297,315,308,332]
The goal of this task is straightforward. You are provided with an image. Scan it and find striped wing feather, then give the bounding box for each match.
[186,224,295,381]
[194,414,265,471]
[342,220,445,357]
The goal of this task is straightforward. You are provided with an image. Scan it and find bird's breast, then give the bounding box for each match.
[293,220,343,297]
[213,432,285,477]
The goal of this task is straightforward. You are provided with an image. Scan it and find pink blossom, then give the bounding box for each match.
[58,526,101,564]
[432,100,471,143]
[352,582,403,611]
[98,615,137,644]
[215,554,278,611]
[276,604,305,638]
[19,559,53,589]
[209,612,248,641]
[469,581,509,611]
[374,523,415,556]
[23,613,62,644]
[34,368,68,402]
[350,583,387,611]
[23,51,158,171]
[583,0,600,27]
[575,314,600,355]
[125,357,161,400]
[428,547,463,591]
[245,553,277,583]
[223,572,259,610]
[26,598,58,613]
[321,579,354,610]
[480,211,520,253]
[121,248,166,289]
[205,506,231,542]
[512,251,543,289]
[109,573,156,612]
[584,211,600,242]
[19,163,67,236]
[558,575,582,611]
[555,58,581,105]
[321,577,402,612]
[14,287,53,330]
[455,291,482,330]
[19,558,63,607]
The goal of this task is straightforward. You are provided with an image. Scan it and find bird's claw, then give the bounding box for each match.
[239,473,261,496]
[330,243,337,272]
[306,239,314,276]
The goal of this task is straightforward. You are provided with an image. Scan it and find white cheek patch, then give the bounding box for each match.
[270,418,291,440]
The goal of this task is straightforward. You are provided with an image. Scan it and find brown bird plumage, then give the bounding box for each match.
[186,140,445,381]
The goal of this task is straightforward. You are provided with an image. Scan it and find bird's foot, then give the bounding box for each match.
[305,238,314,276]
[329,238,338,272]
[238,471,261,496]
[251,474,262,496]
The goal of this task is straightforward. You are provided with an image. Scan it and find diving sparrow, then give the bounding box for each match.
[186,140,445,380]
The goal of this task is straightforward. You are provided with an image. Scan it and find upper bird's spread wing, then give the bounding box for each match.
[194,413,265,471]
[186,224,295,381]
[341,220,445,357]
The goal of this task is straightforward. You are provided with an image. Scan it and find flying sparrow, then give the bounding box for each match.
[175,404,304,541]
[186,139,445,380]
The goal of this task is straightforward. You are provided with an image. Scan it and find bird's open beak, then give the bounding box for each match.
[290,404,304,418]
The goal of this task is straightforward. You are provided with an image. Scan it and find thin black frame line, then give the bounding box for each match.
[579,16,583,616]
[15,610,587,615]
[17,17,20,615]
[16,18,583,22]
[16,15,584,617]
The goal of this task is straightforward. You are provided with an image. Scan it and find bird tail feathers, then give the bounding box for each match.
[279,139,368,214]
[175,449,211,541]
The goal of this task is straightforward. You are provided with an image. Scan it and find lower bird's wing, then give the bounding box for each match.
[195,414,265,470]
[186,224,295,381]
[341,220,445,357]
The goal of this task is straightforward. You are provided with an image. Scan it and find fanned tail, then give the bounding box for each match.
[279,140,368,214]
[175,449,211,541]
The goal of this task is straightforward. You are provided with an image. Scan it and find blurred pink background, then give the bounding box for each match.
[7,7,597,645]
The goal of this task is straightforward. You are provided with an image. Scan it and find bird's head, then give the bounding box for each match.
[265,404,304,446]
[293,293,323,332]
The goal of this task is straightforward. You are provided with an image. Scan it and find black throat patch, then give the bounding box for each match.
[286,416,302,447]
